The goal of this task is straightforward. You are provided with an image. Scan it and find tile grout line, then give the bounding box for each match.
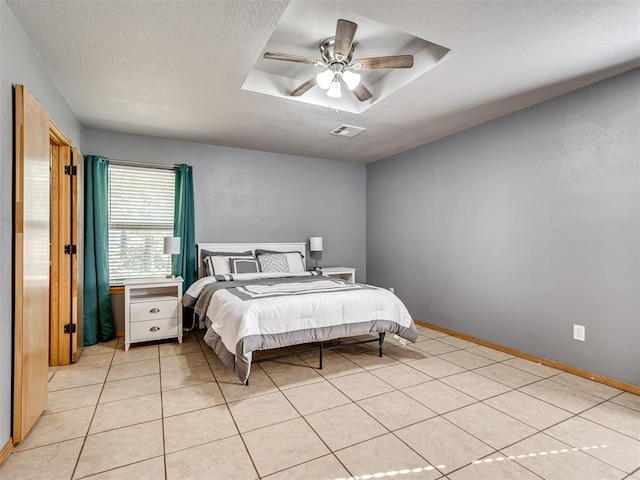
[251,330,637,477]
[260,341,487,478]
[412,333,638,476]
[240,335,541,476]
[376,353,538,477]
[539,411,638,474]
[162,334,259,480]
[513,379,614,417]
[73,341,167,478]
[568,399,640,443]
[258,361,358,479]
[157,344,169,480]
[204,348,263,479]
[605,390,640,411]
[69,337,119,480]
[21,329,637,479]
[262,331,637,478]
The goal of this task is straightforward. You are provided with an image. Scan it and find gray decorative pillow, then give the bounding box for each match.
[255,249,304,259]
[201,250,253,276]
[200,249,252,262]
[230,258,260,274]
[258,253,290,273]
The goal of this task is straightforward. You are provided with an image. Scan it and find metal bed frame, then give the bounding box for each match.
[244,332,385,386]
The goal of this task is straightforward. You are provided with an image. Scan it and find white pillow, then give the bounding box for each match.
[284,252,305,272]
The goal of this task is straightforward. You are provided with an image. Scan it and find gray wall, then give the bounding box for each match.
[83,129,367,281]
[0,0,81,447]
[367,68,639,385]
[1,0,637,453]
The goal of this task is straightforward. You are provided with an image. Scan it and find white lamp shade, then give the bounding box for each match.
[342,70,361,91]
[327,78,342,98]
[163,236,181,255]
[310,237,323,252]
[316,69,333,90]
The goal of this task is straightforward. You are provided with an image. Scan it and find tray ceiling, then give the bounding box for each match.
[243,2,452,114]
[7,0,640,163]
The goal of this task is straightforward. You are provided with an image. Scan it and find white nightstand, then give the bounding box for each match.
[320,267,356,282]
[124,277,183,351]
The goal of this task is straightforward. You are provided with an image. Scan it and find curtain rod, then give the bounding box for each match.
[106,158,176,171]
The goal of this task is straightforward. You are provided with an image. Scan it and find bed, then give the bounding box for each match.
[183,242,418,384]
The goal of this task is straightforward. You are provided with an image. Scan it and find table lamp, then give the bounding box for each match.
[309,236,323,271]
[163,236,181,278]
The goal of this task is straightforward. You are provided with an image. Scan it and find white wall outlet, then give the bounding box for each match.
[573,324,585,342]
[389,287,395,294]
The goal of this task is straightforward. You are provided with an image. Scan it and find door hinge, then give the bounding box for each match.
[64,165,77,176]
[64,323,77,334]
[64,244,77,255]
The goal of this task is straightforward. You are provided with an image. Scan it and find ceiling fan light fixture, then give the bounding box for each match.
[327,77,342,98]
[316,69,334,90]
[342,70,361,91]
[265,19,415,104]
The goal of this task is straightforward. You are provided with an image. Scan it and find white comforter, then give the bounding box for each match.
[206,277,413,355]
[184,272,417,382]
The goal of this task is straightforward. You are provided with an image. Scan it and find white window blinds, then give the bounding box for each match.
[108,164,175,282]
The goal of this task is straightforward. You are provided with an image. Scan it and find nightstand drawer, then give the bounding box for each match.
[130,299,178,322]
[130,317,178,342]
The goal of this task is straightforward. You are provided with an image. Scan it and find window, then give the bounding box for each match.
[108,165,175,282]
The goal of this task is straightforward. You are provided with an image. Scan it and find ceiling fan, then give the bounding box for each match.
[263,19,414,102]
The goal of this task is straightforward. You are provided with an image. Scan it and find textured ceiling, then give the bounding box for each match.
[7,0,640,164]
[243,3,451,114]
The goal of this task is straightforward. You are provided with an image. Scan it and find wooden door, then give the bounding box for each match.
[14,85,50,443]
[49,126,82,365]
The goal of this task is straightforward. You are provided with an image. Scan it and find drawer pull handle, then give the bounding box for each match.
[149,326,160,332]
[149,308,160,314]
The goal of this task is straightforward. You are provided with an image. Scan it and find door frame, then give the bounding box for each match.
[49,120,77,365]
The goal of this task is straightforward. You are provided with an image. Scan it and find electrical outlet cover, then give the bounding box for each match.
[573,324,585,342]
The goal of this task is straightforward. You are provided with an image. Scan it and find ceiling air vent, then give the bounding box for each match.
[330,124,365,138]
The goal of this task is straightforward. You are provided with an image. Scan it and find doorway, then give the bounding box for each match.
[49,125,83,365]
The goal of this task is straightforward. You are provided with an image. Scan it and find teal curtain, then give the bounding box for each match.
[83,155,115,345]
[173,164,196,290]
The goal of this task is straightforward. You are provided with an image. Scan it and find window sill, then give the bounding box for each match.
[110,285,125,295]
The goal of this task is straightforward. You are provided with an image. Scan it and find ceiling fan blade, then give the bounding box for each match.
[263,52,319,65]
[290,77,317,96]
[351,55,414,70]
[352,84,373,102]
[334,19,358,60]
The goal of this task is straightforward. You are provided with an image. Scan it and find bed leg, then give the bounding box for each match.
[319,341,323,369]
[378,332,385,357]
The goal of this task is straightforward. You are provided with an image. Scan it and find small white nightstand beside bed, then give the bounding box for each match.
[123,276,184,351]
[320,266,356,282]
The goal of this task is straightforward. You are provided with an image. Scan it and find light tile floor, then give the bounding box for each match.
[1,325,639,479]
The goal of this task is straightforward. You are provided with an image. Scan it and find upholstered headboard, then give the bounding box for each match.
[196,242,307,278]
